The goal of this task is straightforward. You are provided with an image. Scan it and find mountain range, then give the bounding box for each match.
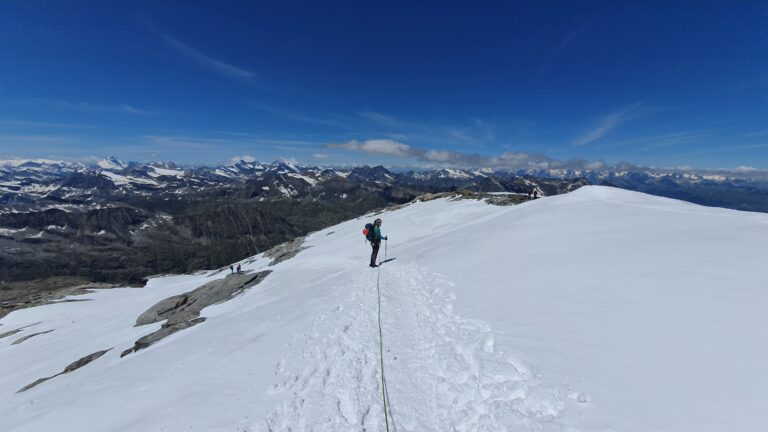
[0,157,585,306]
[1,156,766,307]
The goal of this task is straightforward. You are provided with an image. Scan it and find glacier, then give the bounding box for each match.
[1,186,766,431]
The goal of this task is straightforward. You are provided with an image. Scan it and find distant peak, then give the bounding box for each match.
[97,156,126,170]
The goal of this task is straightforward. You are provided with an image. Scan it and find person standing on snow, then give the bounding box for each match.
[369,218,387,268]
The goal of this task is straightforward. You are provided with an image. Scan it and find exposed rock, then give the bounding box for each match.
[0,322,41,339]
[18,349,111,393]
[12,329,54,345]
[0,328,23,339]
[0,278,117,319]
[482,193,530,206]
[264,237,306,266]
[414,190,530,206]
[120,318,206,357]
[121,271,271,357]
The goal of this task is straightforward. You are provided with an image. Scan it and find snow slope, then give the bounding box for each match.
[1,186,766,431]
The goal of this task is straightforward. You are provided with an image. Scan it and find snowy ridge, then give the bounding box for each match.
[1,186,766,431]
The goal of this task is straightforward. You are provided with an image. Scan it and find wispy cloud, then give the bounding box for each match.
[160,33,263,86]
[356,111,503,149]
[0,120,95,129]
[640,131,713,150]
[590,130,714,151]
[449,118,495,145]
[249,103,346,127]
[142,135,235,149]
[572,103,642,146]
[358,111,404,128]
[24,98,157,115]
[540,24,587,70]
[0,134,81,144]
[142,134,321,150]
[72,102,155,115]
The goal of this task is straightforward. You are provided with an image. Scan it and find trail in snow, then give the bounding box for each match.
[261,258,577,432]
[262,268,385,431]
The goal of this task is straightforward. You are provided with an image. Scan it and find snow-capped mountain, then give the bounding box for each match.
[96,156,127,170]
[2,155,767,292]
[2,157,766,212]
[0,157,582,209]
[0,157,586,291]
[1,186,765,431]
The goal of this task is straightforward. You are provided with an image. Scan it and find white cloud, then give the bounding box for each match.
[423,150,454,162]
[279,156,300,165]
[586,161,606,170]
[326,138,561,169]
[327,139,414,157]
[229,155,257,164]
[734,165,758,173]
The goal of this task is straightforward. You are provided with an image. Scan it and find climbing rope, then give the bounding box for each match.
[376,239,395,432]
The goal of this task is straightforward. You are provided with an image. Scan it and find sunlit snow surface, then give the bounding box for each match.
[1,186,766,432]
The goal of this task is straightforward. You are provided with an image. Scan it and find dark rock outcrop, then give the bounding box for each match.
[12,329,54,345]
[0,322,41,339]
[264,237,306,266]
[18,349,111,393]
[121,271,271,357]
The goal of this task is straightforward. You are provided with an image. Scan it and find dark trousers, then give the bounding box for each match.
[370,241,381,266]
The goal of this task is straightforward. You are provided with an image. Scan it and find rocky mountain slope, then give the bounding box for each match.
[0,158,585,305]
[3,156,767,305]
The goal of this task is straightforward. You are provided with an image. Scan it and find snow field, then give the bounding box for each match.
[1,186,766,432]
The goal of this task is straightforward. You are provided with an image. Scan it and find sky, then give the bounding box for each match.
[0,0,766,170]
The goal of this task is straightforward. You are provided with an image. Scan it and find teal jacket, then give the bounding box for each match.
[374,225,387,241]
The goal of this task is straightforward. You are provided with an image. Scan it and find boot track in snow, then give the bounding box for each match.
[261,256,571,431]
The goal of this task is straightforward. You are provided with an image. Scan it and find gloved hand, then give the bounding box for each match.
[384,236,388,240]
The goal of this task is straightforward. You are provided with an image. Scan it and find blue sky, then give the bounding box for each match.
[1,0,766,170]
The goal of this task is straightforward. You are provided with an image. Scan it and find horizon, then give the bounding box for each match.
[1,1,767,170]
[2,154,767,178]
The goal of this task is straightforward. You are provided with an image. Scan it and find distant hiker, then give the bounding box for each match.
[367,218,387,268]
[528,190,533,199]
[236,264,241,274]
[533,189,538,199]
[229,265,234,274]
